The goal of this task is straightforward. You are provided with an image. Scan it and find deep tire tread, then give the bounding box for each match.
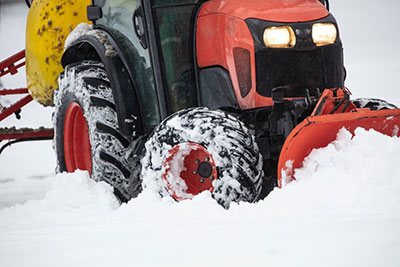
[99,151,132,179]
[90,96,116,111]
[82,77,111,90]
[96,122,130,148]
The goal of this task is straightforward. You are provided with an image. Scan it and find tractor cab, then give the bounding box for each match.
[92,0,202,129]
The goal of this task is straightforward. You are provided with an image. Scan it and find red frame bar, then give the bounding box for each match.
[0,50,26,77]
[0,94,33,121]
[0,88,29,96]
[0,50,55,145]
[0,129,54,141]
[0,50,30,122]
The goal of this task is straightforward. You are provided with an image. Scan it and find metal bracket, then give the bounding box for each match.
[87,5,102,22]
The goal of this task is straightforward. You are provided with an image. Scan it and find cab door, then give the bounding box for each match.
[144,0,202,115]
[93,0,161,130]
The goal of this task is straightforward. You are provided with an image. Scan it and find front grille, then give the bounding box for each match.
[255,44,344,97]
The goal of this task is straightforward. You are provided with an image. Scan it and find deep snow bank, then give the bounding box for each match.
[1,128,399,226]
[0,128,400,267]
[274,128,400,216]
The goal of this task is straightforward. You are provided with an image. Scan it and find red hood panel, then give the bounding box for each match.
[199,0,329,23]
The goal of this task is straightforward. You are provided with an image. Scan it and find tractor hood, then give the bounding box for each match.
[199,0,329,23]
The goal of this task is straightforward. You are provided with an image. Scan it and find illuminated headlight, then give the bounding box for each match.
[263,26,296,48]
[312,23,337,46]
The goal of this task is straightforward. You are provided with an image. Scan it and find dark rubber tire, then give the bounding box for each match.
[54,61,141,201]
[141,107,264,209]
[353,98,397,110]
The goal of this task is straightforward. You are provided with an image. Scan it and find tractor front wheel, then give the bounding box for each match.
[141,108,264,209]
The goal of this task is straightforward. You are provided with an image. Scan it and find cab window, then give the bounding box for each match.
[153,1,201,113]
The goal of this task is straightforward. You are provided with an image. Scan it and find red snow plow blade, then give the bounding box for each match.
[277,89,400,187]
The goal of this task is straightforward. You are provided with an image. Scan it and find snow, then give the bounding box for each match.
[332,0,400,105]
[1,1,400,266]
[1,128,400,266]
[161,142,196,200]
[0,2,55,207]
[288,128,400,215]
[64,23,93,49]
[64,23,117,57]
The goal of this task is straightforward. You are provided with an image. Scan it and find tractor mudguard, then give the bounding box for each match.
[277,108,400,187]
[62,30,144,137]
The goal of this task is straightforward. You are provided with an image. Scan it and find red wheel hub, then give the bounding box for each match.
[163,142,218,201]
[63,102,92,174]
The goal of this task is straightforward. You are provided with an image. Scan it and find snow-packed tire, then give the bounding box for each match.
[54,61,141,201]
[141,108,264,209]
[353,98,397,110]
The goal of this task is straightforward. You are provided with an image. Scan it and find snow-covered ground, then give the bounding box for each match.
[1,128,400,267]
[1,1,400,267]
[0,2,55,209]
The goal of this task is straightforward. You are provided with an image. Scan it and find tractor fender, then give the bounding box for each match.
[62,28,144,138]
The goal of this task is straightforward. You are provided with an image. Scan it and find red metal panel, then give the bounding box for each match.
[196,13,275,109]
[199,0,329,23]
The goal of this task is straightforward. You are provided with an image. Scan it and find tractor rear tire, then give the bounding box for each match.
[141,107,264,209]
[353,98,397,110]
[54,61,141,201]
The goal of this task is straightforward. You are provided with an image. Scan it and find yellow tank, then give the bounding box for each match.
[26,0,91,106]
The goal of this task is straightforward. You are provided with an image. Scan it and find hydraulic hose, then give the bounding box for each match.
[0,137,52,156]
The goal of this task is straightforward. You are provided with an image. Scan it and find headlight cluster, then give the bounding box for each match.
[263,26,296,48]
[312,23,338,46]
[263,23,337,48]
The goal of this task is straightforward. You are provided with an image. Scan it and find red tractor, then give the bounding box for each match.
[1,0,399,208]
